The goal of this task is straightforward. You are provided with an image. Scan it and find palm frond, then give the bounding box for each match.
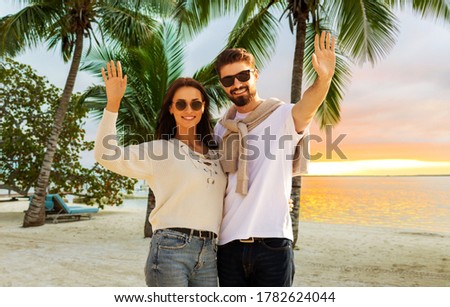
[326,0,400,65]
[98,3,158,49]
[126,20,185,108]
[172,0,213,39]
[232,0,261,25]
[192,62,216,84]
[206,84,232,116]
[45,15,75,62]
[173,0,249,39]
[193,62,230,110]
[315,54,352,128]
[109,0,175,17]
[209,0,250,16]
[0,2,60,57]
[77,84,107,114]
[161,21,186,86]
[191,1,283,113]
[385,0,450,22]
[226,3,280,69]
[81,44,119,79]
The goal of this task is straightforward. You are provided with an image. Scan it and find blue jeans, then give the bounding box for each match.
[217,238,295,287]
[145,229,218,287]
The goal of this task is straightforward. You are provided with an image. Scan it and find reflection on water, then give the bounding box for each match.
[300,176,450,233]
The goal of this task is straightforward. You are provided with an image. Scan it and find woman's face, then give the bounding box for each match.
[169,86,205,133]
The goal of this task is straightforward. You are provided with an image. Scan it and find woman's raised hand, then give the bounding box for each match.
[101,60,127,113]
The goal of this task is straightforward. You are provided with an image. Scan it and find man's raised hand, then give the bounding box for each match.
[312,31,336,82]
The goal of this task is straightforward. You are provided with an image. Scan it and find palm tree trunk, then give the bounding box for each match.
[144,189,156,237]
[23,29,84,227]
[290,6,309,247]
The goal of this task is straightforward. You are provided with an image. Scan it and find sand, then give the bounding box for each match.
[1,200,449,287]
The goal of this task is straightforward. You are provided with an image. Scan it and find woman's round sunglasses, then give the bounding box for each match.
[220,69,255,87]
[174,99,204,111]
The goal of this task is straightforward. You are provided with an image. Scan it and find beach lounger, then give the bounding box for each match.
[27,195,55,212]
[45,194,99,223]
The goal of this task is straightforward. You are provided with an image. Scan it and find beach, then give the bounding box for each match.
[1,200,449,287]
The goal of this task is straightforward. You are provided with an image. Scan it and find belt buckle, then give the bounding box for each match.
[198,230,209,239]
[239,237,255,243]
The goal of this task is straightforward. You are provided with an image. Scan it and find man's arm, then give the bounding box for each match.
[292,31,336,133]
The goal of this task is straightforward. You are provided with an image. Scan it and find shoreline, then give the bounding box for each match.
[1,200,449,287]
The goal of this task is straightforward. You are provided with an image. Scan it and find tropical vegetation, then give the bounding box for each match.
[0,58,136,207]
[0,0,159,226]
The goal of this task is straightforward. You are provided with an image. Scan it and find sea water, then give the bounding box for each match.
[123,176,450,234]
[300,176,450,233]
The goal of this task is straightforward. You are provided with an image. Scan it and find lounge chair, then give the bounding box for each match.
[45,194,99,223]
[28,195,55,212]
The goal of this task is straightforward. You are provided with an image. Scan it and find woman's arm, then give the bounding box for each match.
[94,61,153,179]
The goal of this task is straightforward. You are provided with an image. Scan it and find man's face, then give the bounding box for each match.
[219,62,258,107]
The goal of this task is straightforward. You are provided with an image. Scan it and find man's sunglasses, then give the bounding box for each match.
[174,99,204,111]
[219,69,255,87]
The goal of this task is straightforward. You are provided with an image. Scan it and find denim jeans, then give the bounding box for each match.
[217,238,295,287]
[145,229,218,287]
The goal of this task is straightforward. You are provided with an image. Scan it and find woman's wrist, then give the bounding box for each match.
[105,103,119,113]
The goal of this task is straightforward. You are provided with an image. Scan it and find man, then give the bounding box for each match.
[214,31,336,286]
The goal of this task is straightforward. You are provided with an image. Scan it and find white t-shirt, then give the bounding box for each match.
[214,101,305,245]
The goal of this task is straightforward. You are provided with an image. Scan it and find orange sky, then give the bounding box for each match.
[308,122,450,162]
[307,122,450,176]
[306,107,450,176]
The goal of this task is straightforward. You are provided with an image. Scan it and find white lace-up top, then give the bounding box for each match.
[94,109,226,234]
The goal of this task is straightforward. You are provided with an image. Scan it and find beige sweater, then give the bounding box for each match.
[94,109,226,234]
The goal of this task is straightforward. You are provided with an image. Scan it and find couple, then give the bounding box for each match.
[94,32,336,287]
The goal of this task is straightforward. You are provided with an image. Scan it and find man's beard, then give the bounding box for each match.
[228,86,256,106]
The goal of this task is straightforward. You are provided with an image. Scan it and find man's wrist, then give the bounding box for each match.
[316,75,333,85]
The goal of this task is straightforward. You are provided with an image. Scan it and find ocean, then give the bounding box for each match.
[300,176,450,233]
[124,176,450,234]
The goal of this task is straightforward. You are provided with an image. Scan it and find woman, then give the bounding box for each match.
[94,60,227,287]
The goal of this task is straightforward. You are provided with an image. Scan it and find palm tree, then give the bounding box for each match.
[281,0,397,246]
[286,0,450,246]
[0,0,161,227]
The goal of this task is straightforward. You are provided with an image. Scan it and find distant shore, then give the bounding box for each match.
[1,200,449,286]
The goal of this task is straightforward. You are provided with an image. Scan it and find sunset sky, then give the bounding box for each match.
[2,2,450,176]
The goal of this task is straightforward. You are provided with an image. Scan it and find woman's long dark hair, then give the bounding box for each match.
[156,78,217,149]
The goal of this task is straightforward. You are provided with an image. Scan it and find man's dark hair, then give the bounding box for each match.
[215,48,256,77]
